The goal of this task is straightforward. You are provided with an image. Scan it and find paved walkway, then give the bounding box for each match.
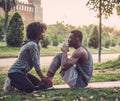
[54,81,120,88]
[0,53,120,73]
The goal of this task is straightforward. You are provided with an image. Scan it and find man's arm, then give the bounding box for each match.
[61,45,82,70]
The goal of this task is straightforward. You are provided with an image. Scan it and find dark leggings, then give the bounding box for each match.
[8,72,42,93]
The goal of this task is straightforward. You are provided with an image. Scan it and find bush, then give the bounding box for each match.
[88,26,99,48]
[41,37,49,48]
[111,40,116,47]
[6,12,24,47]
[105,40,110,48]
[52,38,59,46]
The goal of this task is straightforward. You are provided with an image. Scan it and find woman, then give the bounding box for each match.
[4,22,52,93]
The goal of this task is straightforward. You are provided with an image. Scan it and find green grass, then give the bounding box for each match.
[0,88,120,101]
[0,46,20,58]
[0,58,120,100]
[94,57,120,70]
[0,42,70,57]
[92,57,120,82]
[90,46,120,54]
[92,73,120,82]
[0,73,120,101]
[0,41,120,57]
[0,42,120,100]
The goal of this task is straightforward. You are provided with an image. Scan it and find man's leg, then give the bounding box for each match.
[47,53,62,80]
[60,67,78,88]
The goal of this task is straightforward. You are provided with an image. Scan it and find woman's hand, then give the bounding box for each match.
[37,71,52,85]
[41,76,52,85]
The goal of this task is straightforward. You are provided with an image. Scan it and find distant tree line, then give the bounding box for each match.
[0,0,120,49]
[0,14,120,48]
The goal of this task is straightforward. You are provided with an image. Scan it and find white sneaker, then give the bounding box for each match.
[3,77,14,93]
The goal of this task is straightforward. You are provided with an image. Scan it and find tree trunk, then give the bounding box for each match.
[3,11,8,41]
[98,0,102,62]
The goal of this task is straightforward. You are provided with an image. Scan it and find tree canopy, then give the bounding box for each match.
[6,12,24,47]
[0,0,17,40]
[86,0,120,18]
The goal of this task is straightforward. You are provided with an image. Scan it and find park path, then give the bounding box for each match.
[54,81,120,88]
[0,53,120,73]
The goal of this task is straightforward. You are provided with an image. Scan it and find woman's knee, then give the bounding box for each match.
[18,84,34,93]
[24,87,34,93]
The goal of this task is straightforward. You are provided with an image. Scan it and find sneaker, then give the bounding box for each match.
[41,81,54,90]
[33,83,54,93]
[3,77,14,93]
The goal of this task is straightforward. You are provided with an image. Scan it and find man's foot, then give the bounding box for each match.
[41,80,54,90]
[47,71,54,80]
[33,81,54,93]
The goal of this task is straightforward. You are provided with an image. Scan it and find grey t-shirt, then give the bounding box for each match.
[76,46,93,88]
[8,40,41,74]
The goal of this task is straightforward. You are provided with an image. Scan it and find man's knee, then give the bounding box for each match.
[54,53,62,60]
[48,53,62,74]
[52,53,62,65]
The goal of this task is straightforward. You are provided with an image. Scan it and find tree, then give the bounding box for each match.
[6,12,24,47]
[0,0,17,40]
[88,26,99,48]
[81,25,93,47]
[46,23,75,45]
[116,5,120,15]
[86,0,120,18]
[86,0,120,62]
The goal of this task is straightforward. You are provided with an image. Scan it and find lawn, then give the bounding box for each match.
[0,88,120,101]
[0,41,120,57]
[0,42,120,100]
[0,58,120,100]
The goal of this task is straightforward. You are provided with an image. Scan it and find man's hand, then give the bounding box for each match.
[61,43,69,53]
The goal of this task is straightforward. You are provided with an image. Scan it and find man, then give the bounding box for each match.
[47,30,93,88]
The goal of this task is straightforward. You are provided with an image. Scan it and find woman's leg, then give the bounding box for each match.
[27,73,41,86]
[8,72,34,93]
[26,73,48,90]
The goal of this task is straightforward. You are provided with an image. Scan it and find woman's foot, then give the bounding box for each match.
[3,77,15,93]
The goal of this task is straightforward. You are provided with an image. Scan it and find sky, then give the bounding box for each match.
[41,0,120,29]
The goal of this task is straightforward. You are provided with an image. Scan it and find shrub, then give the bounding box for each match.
[88,26,99,48]
[6,12,24,47]
[105,40,110,48]
[41,37,49,48]
[52,36,59,46]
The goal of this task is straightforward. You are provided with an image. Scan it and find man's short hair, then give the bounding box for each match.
[71,30,83,42]
[26,22,47,40]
